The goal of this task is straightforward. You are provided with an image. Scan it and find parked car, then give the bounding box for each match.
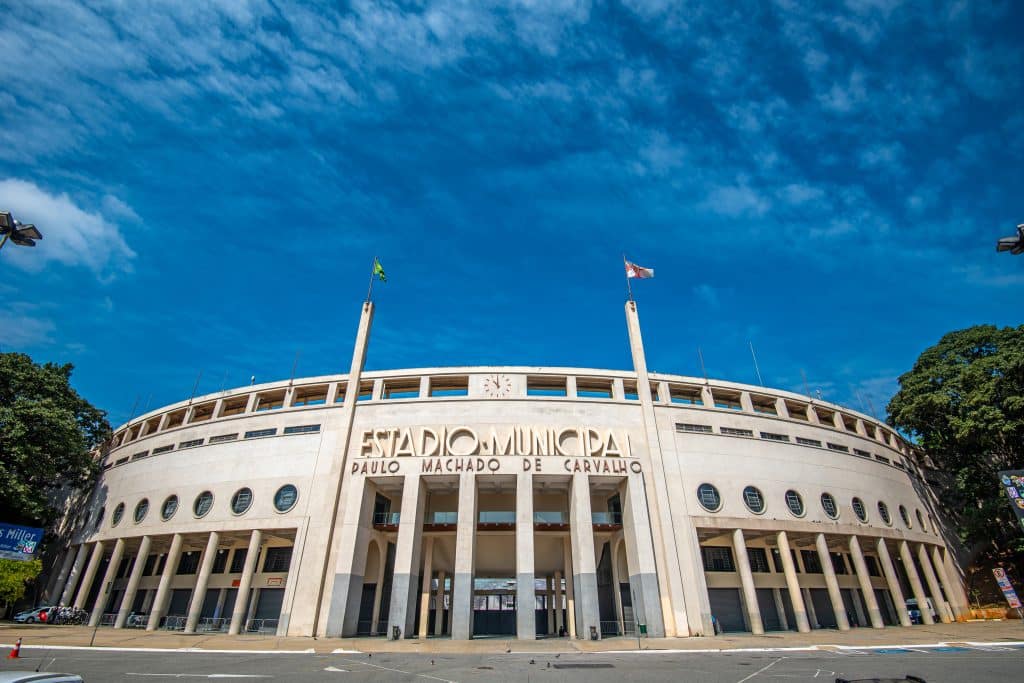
[905,598,937,625]
[12,607,53,624]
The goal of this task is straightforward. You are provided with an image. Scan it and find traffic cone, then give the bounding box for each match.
[7,637,22,659]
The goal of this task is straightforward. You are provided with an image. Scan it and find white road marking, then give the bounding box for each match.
[337,657,457,683]
[3,644,315,655]
[735,656,783,683]
[126,675,272,679]
[324,666,349,672]
[329,648,362,654]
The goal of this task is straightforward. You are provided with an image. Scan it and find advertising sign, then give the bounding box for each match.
[0,523,44,561]
[992,568,1022,610]
[998,470,1024,532]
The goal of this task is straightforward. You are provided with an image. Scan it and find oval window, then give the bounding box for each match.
[161,495,179,521]
[785,490,804,517]
[134,499,149,523]
[194,491,214,518]
[274,484,298,513]
[231,487,253,515]
[877,501,892,525]
[820,493,839,519]
[899,505,911,527]
[852,497,868,522]
[743,486,765,514]
[112,502,125,526]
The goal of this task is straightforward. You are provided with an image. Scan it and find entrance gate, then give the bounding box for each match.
[472,592,516,636]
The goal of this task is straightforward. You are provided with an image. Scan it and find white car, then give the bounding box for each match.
[0,674,84,683]
[12,607,52,624]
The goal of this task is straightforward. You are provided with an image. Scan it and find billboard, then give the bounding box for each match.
[998,470,1024,533]
[0,523,44,561]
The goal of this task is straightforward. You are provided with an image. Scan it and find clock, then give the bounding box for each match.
[482,373,513,398]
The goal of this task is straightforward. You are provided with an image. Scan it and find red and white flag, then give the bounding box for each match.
[624,259,654,279]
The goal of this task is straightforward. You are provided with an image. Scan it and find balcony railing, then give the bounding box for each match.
[373,511,400,526]
[533,511,566,524]
[591,511,623,525]
[478,511,515,524]
[429,511,457,524]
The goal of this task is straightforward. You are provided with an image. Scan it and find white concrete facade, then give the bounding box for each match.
[48,302,967,640]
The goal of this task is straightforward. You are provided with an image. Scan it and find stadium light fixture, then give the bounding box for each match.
[0,211,43,251]
[996,223,1024,255]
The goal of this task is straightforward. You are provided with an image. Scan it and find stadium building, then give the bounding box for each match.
[44,301,968,640]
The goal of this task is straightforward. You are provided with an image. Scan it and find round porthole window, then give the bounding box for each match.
[274,484,298,513]
[697,483,722,512]
[852,497,868,522]
[743,486,765,514]
[134,499,149,523]
[785,490,804,517]
[820,492,839,519]
[878,501,892,525]
[899,505,911,527]
[112,502,125,526]
[161,495,179,521]
[194,491,214,518]
[231,487,253,515]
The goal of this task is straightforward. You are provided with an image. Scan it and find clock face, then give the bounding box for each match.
[482,373,513,398]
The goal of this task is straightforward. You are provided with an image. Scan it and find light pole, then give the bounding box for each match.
[0,211,43,251]
[996,224,1024,255]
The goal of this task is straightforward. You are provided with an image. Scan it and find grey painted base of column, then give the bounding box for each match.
[629,572,665,638]
[327,572,361,637]
[573,571,601,640]
[387,572,414,639]
[516,572,535,640]
[450,571,474,640]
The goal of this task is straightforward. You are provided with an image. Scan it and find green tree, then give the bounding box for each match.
[887,325,1024,569]
[0,558,42,606]
[0,353,110,527]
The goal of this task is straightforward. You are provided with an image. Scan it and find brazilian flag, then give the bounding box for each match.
[373,257,387,282]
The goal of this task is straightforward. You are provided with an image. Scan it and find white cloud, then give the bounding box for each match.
[0,179,136,278]
[0,310,55,348]
[692,283,721,310]
[701,184,771,218]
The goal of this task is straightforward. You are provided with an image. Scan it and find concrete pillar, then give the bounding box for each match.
[546,575,555,635]
[434,570,446,637]
[733,529,764,634]
[141,589,155,613]
[847,536,884,629]
[816,533,850,631]
[803,587,819,628]
[553,570,564,634]
[418,536,435,639]
[775,532,810,632]
[516,472,535,640]
[115,535,152,628]
[917,543,952,623]
[568,473,598,640]
[60,544,90,605]
[214,588,228,621]
[184,532,220,633]
[370,541,386,635]
[876,539,911,626]
[451,473,477,640]
[148,534,183,631]
[609,541,625,636]
[74,541,106,610]
[620,473,665,637]
[228,530,262,635]
[931,545,962,620]
[562,538,577,638]
[89,538,125,626]
[772,588,789,630]
[898,540,933,625]
[851,586,867,627]
[49,547,78,605]
[245,587,261,626]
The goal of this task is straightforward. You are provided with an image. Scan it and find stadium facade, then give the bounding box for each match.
[45,301,968,640]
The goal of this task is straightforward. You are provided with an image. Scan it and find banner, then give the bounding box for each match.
[998,470,1024,532]
[992,567,1022,610]
[0,523,44,561]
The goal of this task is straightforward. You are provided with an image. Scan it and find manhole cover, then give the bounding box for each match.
[552,663,614,669]
[477,666,494,670]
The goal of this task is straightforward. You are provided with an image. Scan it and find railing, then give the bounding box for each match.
[429,511,457,524]
[355,620,389,636]
[125,613,148,628]
[591,511,623,525]
[600,620,622,637]
[373,512,400,525]
[161,615,187,631]
[99,612,117,626]
[197,617,228,632]
[534,511,566,524]
[244,618,279,634]
[478,511,515,524]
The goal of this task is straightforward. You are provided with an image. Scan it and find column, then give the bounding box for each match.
[562,538,577,638]
[89,538,125,626]
[60,544,90,605]
[515,472,535,640]
[49,547,78,605]
[917,543,952,623]
[568,473,599,640]
[847,536,884,629]
[775,532,810,632]
[370,542,386,635]
[546,576,555,635]
[387,475,426,640]
[553,570,564,634]
[434,570,446,637]
[620,473,666,637]
[184,532,220,633]
[771,588,789,630]
[931,545,962,620]
[228,530,262,635]
[803,587,819,628]
[418,536,435,639]
[147,533,183,631]
[815,533,850,631]
[609,542,625,636]
[74,541,106,609]
[451,473,477,640]
[876,538,911,626]
[115,535,152,628]
[733,529,764,635]
[898,540,933,625]
[213,589,228,621]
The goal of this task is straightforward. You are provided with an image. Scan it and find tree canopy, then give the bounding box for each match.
[0,353,109,527]
[887,325,1024,567]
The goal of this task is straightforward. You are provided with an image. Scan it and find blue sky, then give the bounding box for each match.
[1,0,1021,427]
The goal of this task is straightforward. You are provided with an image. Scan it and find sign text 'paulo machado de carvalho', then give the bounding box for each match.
[353,424,641,476]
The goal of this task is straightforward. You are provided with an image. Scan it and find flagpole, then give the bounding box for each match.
[366,256,376,303]
[623,254,634,302]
